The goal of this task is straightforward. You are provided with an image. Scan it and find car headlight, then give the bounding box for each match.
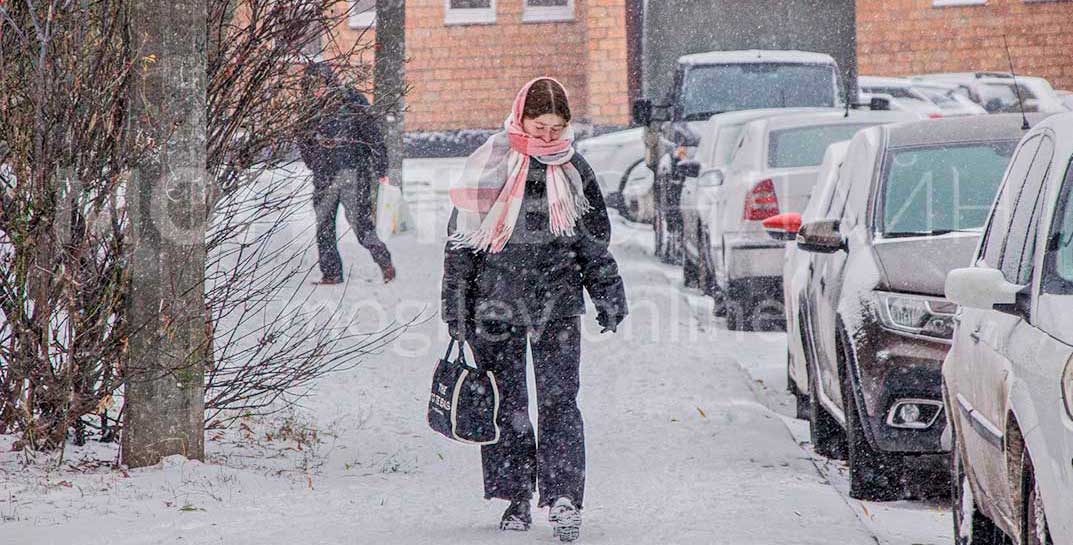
[1063,356,1073,420]
[875,291,958,339]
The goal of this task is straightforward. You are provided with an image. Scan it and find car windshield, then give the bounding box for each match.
[679,63,837,120]
[768,124,875,168]
[913,87,961,108]
[880,141,1017,236]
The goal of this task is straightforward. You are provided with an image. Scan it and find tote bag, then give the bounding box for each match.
[427,339,501,445]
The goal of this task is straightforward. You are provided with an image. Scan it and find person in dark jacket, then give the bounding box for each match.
[299,63,395,284]
[441,77,627,542]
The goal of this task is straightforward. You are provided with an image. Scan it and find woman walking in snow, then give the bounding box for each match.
[441,77,628,542]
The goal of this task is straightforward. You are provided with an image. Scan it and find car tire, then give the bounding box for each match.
[951,430,1008,545]
[1022,451,1053,545]
[788,353,809,421]
[698,228,717,297]
[724,292,755,332]
[808,355,847,461]
[840,330,904,501]
[683,251,700,289]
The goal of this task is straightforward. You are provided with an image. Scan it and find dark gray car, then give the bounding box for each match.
[795,114,1042,500]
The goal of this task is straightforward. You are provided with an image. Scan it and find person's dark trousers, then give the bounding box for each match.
[470,316,586,510]
[312,168,392,280]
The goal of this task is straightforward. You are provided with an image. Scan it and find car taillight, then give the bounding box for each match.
[928,113,944,119]
[743,178,780,221]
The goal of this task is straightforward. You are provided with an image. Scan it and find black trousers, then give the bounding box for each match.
[312,168,392,279]
[470,316,586,509]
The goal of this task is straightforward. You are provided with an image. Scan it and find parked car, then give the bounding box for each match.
[708,109,914,331]
[575,127,645,196]
[942,112,1073,545]
[910,81,988,117]
[859,76,945,118]
[914,72,1068,114]
[763,140,852,419]
[632,49,843,263]
[791,114,1036,500]
[677,107,834,293]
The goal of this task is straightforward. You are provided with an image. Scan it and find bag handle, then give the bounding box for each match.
[443,338,483,373]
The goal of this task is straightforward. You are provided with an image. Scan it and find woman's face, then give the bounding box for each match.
[522,113,567,143]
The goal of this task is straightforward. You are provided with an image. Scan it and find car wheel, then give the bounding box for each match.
[724,289,755,332]
[683,250,700,289]
[1023,451,1053,545]
[788,352,809,420]
[808,356,847,460]
[698,228,716,297]
[840,330,904,501]
[951,430,1008,544]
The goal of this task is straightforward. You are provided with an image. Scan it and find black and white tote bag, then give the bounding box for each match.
[427,339,501,445]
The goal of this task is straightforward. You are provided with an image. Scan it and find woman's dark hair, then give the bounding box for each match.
[522,78,571,123]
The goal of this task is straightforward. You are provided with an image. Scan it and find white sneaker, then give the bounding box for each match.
[548,497,582,542]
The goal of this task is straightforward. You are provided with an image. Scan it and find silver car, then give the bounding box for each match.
[943,112,1073,545]
[708,110,915,330]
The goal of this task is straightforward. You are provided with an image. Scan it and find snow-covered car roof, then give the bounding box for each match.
[576,127,644,148]
[678,49,836,67]
[884,113,1050,148]
[859,76,914,89]
[760,109,917,131]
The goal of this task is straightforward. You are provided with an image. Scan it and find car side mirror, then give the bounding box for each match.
[698,168,724,187]
[763,213,802,242]
[632,98,653,126]
[797,219,845,253]
[1021,98,1040,112]
[869,96,892,111]
[945,267,1027,317]
[675,160,701,178]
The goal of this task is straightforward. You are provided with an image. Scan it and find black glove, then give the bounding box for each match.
[596,309,624,334]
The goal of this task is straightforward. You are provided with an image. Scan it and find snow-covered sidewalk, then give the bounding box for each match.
[2,159,941,545]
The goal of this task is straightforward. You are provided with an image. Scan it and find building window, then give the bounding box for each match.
[349,0,375,28]
[444,0,496,26]
[523,0,574,22]
[932,0,986,6]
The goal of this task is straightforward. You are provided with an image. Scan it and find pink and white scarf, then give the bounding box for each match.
[448,77,591,253]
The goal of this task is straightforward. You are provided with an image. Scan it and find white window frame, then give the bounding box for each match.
[932,0,986,6]
[522,0,574,23]
[444,0,496,26]
[349,0,376,28]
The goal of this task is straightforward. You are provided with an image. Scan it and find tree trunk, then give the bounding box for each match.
[122,0,208,468]
[373,0,407,230]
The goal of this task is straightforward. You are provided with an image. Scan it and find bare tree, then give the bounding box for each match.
[121,0,210,468]
[0,0,415,455]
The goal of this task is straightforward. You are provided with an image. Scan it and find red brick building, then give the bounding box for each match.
[335,0,632,134]
[857,0,1073,91]
[336,0,1072,135]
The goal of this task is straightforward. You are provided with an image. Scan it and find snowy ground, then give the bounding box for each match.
[1,158,952,545]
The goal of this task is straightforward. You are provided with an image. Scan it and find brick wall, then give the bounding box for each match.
[335,1,631,132]
[857,0,1073,90]
[585,0,630,127]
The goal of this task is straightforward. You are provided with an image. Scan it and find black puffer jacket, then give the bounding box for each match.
[441,153,627,327]
[298,88,388,181]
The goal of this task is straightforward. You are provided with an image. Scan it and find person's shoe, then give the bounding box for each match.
[380,263,396,283]
[548,497,581,542]
[312,276,343,285]
[499,500,531,531]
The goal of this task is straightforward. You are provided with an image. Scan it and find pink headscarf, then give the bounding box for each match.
[448,77,590,253]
